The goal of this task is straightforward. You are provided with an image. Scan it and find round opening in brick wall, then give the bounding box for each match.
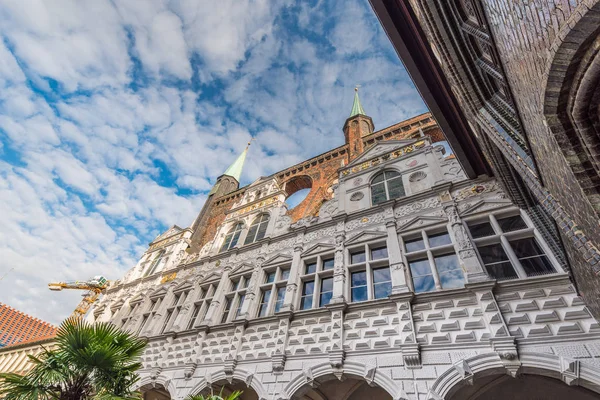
[285,188,311,209]
[283,175,313,209]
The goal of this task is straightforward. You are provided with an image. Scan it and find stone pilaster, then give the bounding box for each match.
[385,206,410,294]
[201,264,232,325]
[442,194,488,283]
[391,293,420,368]
[281,234,304,312]
[326,302,347,379]
[331,227,347,303]
[237,256,264,320]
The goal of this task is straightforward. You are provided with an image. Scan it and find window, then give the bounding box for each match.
[371,170,405,205]
[467,213,556,281]
[348,243,392,302]
[160,292,186,334]
[403,230,464,293]
[145,250,165,277]
[119,303,140,330]
[186,283,216,330]
[257,265,290,317]
[220,223,244,253]
[244,214,270,245]
[140,298,162,333]
[299,254,335,310]
[221,275,250,323]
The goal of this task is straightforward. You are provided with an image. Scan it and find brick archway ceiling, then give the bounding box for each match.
[284,175,312,197]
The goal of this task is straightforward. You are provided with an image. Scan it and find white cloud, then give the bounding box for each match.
[0,0,426,324]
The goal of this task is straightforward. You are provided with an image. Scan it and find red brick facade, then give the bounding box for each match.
[190,112,444,250]
[0,303,57,347]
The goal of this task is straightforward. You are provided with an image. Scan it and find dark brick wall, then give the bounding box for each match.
[481,0,600,313]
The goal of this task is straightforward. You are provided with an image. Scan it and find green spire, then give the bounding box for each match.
[350,87,366,117]
[223,140,252,182]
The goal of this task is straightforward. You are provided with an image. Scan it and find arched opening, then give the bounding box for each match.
[198,379,259,400]
[283,175,313,209]
[292,376,392,400]
[448,373,599,400]
[139,383,171,400]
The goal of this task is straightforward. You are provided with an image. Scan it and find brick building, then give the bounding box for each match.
[87,94,600,399]
[0,302,56,348]
[369,0,600,319]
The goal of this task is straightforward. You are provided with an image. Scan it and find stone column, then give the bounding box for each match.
[330,230,347,303]
[201,264,232,325]
[281,234,304,312]
[385,206,410,294]
[442,198,488,283]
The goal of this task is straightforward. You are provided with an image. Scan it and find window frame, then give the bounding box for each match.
[346,241,392,303]
[402,228,464,293]
[220,222,245,253]
[186,282,217,330]
[370,169,406,206]
[297,254,336,311]
[256,265,290,318]
[465,210,558,281]
[244,213,271,245]
[220,274,251,323]
[144,250,166,277]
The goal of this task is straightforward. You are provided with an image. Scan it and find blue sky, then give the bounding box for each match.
[0,0,426,324]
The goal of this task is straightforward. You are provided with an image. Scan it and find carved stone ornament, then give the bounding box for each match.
[353,177,363,186]
[350,191,364,201]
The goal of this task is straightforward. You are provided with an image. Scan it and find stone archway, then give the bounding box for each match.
[139,383,172,400]
[292,376,392,400]
[428,352,600,399]
[198,379,259,400]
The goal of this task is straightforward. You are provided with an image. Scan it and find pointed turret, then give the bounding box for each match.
[344,87,374,161]
[350,87,366,117]
[222,143,249,182]
[189,141,253,252]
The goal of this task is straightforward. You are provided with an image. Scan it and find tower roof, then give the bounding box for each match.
[350,87,366,117]
[222,141,252,182]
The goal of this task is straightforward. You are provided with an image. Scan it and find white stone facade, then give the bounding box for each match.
[88,138,600,400]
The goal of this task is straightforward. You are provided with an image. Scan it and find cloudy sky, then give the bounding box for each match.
[0,0,426,324]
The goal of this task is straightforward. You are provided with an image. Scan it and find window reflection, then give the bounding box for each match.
[409,259,435,293]
[434,254,464,289]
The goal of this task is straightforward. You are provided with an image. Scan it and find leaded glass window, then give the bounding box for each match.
[371,170,405,205]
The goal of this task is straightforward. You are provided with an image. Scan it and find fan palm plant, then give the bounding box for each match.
[185,389,242,400]
[0,318,147,400]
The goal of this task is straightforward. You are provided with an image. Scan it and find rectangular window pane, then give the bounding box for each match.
[161,310,172,333]
[256,222,268,241]
[243,225,259,245]
[373,267,391,283]
[387,177,405,199]
[374,282,392,299]
[434,254,464,289]
[305,262,317,274]
[258,290,271,318]
[412,275,436,293]
[351,271,367,286]
[319,277,334,307]
[405,237,425,252]
[300,295,313,310]
[371,183,387,204]
[322,258,335,270]
[274,287,286,313]
[280,269,290,280]
[519,256,555,277]
[428,232,452,247]
[485,262,518,281]
[351,251,366,264]
[240,277,249,289]
[302,281,315,295]
[468,221,495,238]
[511,237,544,258]
[235,294,245,318]
[265,271,276,283]
[477,244,509,264]
[230,230,242,248]
[370,246,388,260]
[497,215,528,232]
[221,298,231,323]
[409,259,435,293]
[187,305,200,330]
[351,286,368,302]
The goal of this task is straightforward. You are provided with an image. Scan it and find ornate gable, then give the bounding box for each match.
[345,139,423,168]
[344,230,387,246]
[458,199,513,217]
[263,253,293,267]
[151,225,183,244]
[301,243,336,257]
[397,215,448,233]
[230,262,255,276]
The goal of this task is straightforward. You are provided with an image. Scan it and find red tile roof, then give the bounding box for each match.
[0,303,57,347]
